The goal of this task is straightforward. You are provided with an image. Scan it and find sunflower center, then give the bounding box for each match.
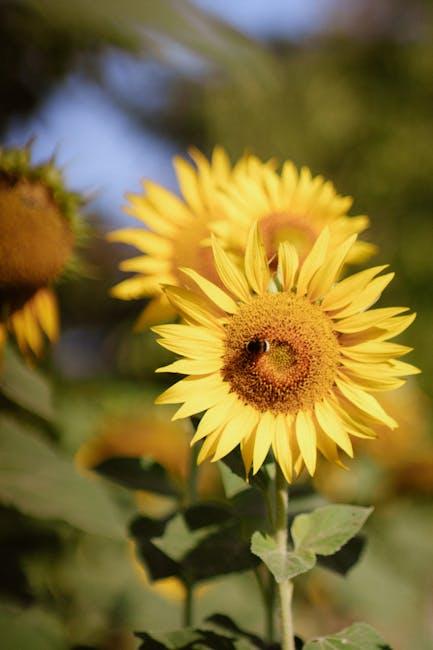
[260,213,317,265]
[222,293,340,414]
[0,178,74,290]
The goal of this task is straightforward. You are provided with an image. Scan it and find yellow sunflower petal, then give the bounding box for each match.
[314,400,353,457]
[212,406,259,462]
[155,357,222,375]
[277,242,299,291]
[297,227,330,296]
[174,157,203,214]
[272,413,293,483]
[334,273,395,318]
[197,430,221,465]
[308,234,357,301]
[162,285,223,330]
[179,267,238,313]
[155,373,223,406]
[107,228,173,257]
[244,222,271,294]
[335,378,398,429]
[119,256,171,275]
[334,307,409,334]
[34,289,59,341]
[295,411,317,476]
[191,394,239,444]
[253,412,275,474]
[211,235,251,302]
[111,276,164,299]
[134,295,176,331]
[124,194,177,237]
[322,265,388,312]
[341,340,412,361]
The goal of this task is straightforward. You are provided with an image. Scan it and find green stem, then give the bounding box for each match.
[274,464,295,650]
[183,582,194,627]
[182,424,199,627]
[185,440,199,506]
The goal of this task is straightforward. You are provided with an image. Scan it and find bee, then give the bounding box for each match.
[245,338,270,354]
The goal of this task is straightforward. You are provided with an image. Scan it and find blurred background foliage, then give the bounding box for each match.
[1,0,433,649]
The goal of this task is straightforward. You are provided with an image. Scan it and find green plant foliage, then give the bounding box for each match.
[0,346,53,421]
[0,416,126,538]
[0,606,67,650]
[303,622,391,649]
[219,460,248,498]
[251,505,373,582]
[152,513,216,562]
[316,535,366,576]
[291,505,373,557]
[130,502,259,586]
[251,532,316,583]
[93,456,179,495]
[136,613,304,649]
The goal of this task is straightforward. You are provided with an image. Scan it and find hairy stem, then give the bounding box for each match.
[274,464,295,650]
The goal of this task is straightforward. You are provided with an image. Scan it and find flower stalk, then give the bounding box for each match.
[274,464,295,650]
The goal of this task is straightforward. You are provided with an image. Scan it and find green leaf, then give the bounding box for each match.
[184,523,259,583]
[151,514,214,562]
[129,516,181,581]
[292,505,373,557]
[251,532,315,582]
[219,461,248,498]
[0,346,54,420]
[93,456,178,495]
[0,606,67,650]
[0,416,125,538]
[317,535,366,576]
[303,622,391,649]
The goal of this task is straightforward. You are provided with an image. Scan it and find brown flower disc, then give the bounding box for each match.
[0,178,74,290]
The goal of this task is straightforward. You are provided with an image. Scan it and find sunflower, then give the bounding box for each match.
[153,224,417,481]
[0,144,85,359]
[108,147,235,329]
[108,148,373,328]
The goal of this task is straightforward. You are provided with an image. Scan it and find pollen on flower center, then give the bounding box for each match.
[222,292,340,414]
[0,178,74,290]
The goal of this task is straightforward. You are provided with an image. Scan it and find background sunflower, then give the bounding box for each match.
[1,1,432,649]
[0,144,86,359]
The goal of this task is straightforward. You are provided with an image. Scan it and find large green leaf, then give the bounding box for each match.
[0,606,67,650]
[131,503,258,585]
[151,514,214,562]
[0,346,53,420]
[250,532,315,583]
[0,416,125,538]
[251,505,372,582]
[94,456,178,496]
[303,622,391,649]
[292,505,373,557]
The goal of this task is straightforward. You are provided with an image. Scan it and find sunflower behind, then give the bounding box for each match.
[108,148,375,329]
[0,144,86,360]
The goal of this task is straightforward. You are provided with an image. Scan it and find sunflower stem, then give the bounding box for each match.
[274,464,295,650]
[183,581,194,627]
[186,439,199,506]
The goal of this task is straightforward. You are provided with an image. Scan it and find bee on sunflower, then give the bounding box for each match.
[153,223,417,481]
[108,148,374,328]
[0,144,86,359]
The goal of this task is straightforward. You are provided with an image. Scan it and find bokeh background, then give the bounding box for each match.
[1,1,433,648]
